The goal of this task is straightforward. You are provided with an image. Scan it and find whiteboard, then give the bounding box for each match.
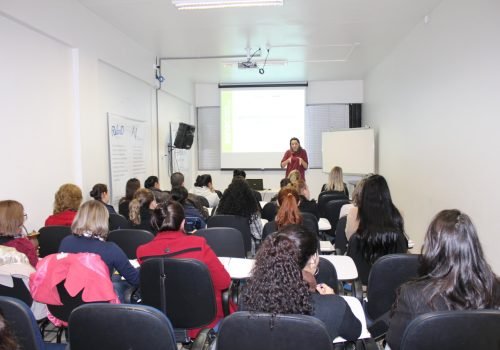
[107,113,149,207]
[322,128,375,175]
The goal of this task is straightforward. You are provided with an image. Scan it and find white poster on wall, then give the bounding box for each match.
[107,113,149,207]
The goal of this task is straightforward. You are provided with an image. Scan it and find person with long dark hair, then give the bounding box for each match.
[281,137,308,181]
[215,178,262,250]
[241,224,361,341]
[136,201,232,338]
[89,183,116,214]
[118,178,140,218]
[347,174,407,285]
[386,209,500,350]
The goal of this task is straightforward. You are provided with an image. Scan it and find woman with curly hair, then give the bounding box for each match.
[45,183,83,226]
[386,209,500,350]
[215,178,262,248]
[347,174,408,285]
[128,188,157,234]
[262,187,303,239]
[241,225,361,340]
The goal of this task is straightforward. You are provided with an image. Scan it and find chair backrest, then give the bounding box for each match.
[366,254,421,321]
[38,226,72,257]
[0,296,45,350]
[216,311,333,350]
[68,303,177,350]
[107,229,154,259]
[140,257,217,331]
[400,310,500,350]
[316,257,339,294]
[108,213,131,231]
[318,192,348,217]
[0,276,33,307]
[324,199,351,236]
[334,216,348,255]
[301,212,319,236]
[194,227,246,258]
[207,215,252,254]
[47,281,91,323]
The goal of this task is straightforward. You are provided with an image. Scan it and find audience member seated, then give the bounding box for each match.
[144,175,169,204]
[386,209,500,350]
[344,177,367,239]
[118,178,140,219]
[136,201,232,338]
[233,169,262,203]
[0,200,38,267]
[320,166,349,198]
[45,184,82,226]
[294,180,319,219]
[190,174,220,208]
[171,172,207,210]
[347,175,408,285]
[169,186,206,232]
[128,188,157,234]
[262,187,303,240]
[261,178,291,221]
[215,178,262,249]
[287,169,302,186]
[89,183,116,214]
[58,200,139,302]
[240,225,361,341]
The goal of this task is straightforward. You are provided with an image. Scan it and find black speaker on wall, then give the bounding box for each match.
[174,122,196,149]
[349,104,362,128]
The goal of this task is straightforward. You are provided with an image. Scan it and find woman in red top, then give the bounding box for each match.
[136,200,232,337]
[45,183,82,226]
[281,137,308,181]
[0,200,38,267]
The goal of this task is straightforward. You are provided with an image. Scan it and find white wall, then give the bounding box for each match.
[157,89,196,191]
[364,0,500,272]
[0,15,76,231]
[0,0,159,230]
[194,81,364,198]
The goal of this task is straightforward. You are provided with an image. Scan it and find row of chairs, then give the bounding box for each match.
[2,293,499,350]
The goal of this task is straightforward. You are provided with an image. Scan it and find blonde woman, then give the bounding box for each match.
[288,169,302,186]
[128,188,157,234]
[0,200,38,267]
[321,166,349,197]
[59,200,139,300]
[45,183,83,226]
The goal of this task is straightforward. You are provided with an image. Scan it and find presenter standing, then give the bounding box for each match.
[281,137,308,181]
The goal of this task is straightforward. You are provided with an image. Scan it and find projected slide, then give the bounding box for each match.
[220,87,305,169]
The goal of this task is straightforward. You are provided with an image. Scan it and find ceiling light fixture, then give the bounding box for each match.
[172,0,283,10]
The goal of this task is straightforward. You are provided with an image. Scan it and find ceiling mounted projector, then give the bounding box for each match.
[238,61,258,69]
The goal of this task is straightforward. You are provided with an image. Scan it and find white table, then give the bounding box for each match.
[334,296,371,343]
[318,218,331,231]
[258,189,278,202]
[319,255,358,281]
[319,241,335,253]
[218,257,254,279]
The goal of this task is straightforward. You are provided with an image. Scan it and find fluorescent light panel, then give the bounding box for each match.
[172,0,283,10]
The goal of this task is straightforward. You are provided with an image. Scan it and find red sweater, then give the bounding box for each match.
[44,210,77,227]
[281,148,308,180]
[136,231,232,338]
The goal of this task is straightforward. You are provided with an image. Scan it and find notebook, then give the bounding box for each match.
[246,178,264,191]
